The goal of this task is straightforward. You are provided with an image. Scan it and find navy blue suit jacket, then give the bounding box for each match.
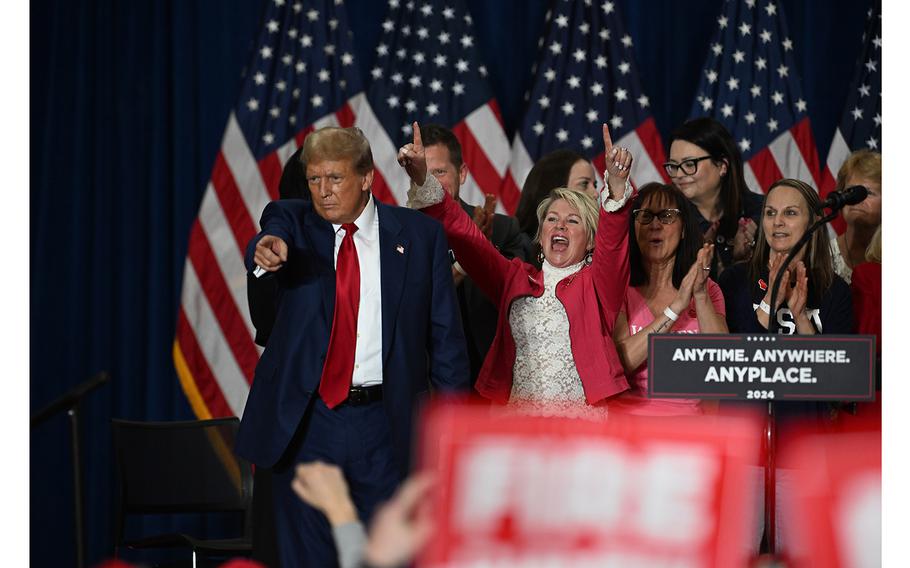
[235,196,470,473]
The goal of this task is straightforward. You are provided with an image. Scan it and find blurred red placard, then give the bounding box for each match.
[417,403,762,568]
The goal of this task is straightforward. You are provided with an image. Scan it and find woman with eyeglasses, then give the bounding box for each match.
[610,182,728,415]
[665,117,764,275]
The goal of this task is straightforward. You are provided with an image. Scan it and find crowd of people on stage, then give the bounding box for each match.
[238,117,881,567]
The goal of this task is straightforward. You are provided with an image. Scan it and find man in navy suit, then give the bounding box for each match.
[235,126,470,567]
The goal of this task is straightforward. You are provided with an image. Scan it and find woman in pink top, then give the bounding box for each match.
[612,182,728,415]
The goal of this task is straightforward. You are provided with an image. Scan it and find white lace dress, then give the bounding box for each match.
[506,259,609,421]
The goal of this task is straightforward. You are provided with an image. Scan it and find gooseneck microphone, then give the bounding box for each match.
[817,185,869,213]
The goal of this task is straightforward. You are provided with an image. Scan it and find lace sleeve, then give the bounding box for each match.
[406,174,445,209]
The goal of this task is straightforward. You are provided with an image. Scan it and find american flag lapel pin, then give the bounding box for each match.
[396,244,405,255]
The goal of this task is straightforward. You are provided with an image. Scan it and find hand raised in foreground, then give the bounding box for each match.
[292,461,358,527]
[602,123,632,201]
[364,472,437,568]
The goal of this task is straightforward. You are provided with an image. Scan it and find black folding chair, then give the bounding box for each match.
[111,417,253,567]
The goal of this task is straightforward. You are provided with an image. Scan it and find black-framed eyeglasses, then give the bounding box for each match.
[632,208,682,225]
[663,156,713,177]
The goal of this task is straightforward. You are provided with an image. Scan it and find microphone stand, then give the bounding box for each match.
[762,208,839,556]
[31,371,111,568]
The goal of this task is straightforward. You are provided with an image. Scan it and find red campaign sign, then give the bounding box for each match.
[417,403,762,568]
[782,425,881,568]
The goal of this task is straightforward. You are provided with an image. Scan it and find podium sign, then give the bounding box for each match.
[648,334,876,401]
[417,403,762,568]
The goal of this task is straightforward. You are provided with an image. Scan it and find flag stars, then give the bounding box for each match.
[727,77,740,90]
[610,114,623,129]
[599,28,610,41]
[733,50,745,63]
[276,80,286,91]
[371,67,383,79]
[782,38,793,51]
[426,102,439,116]
[434,54,447,67]
[751,85,762,97]
[544,68,556,82]
[767,118,779,131]
[282,54,293,66]
[556,128,569,142]
[776,64,789,78]
[396,48,406,60]
[292,1,302,12]
[700,97,713,111]
[721,104,734,117]
[453,82,465,95]
[292,88,300,99]
[254,72,266,85]
[402,123,413,136]
[573,48,586,62]
[614,87,628,101]
[287,28,298,39]
[568,75,581,89]
[260,46,273,59]
[739,138,751,152]
[712,42,723,56]
[621,34,633,47]
[579,22,590,34]
[591,82,604,95]
[760,29,772,43]
[851,107,864,120]
[795,99,807,112]
[555,14,569,28]
[420,3,432,16]
[382,19,394,32]
[311,94,323,107]
[456,59,469,72]
[745,111,756,124]
[739,22,751,36]
[413,51,426,64]
[771,91,784,105]
[539,95,551,109]
[595,55,608,68]
[246,98,259,111]
[300,35,313,47]
[532,122,545,135]
[637,94,649,108]
[409,75,422,87]
[866,136,878,150]
[263,132,275,145]
[318,69,331,82]
[328,18,338,30]
[765,2,777,16]
[461,35,474,48]
[707,69,718,84]
[417,27,429,40]
[430,79,443,92]
[405,99,417,112]
[586,109,599,122]
[442,7,454,19]
[872,35,882,49]
[295,61,306,73]
[581,136,594,149]
[549,41,562,55]
[618,61,630,74]
[269,106,281,118]
[391,72,403,84]
[873,113,882,126]
[561,102,575,115]
[718,15,728,28]
[288,115,297,125]
[745,0,756,7]
[865,59,878,72]
[602,1,615,14]
[341,53,353,66]
[387,95,400,108]
[755,57,767,70]
[266,20,279,33]
[858,84,871,97]
[306,9,319,21]
[439,32,451,44]
[479,65,488,77]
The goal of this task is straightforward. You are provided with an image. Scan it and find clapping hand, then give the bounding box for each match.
[765,251,791,309]
[674,243,715,311]
[732,218,758,262]
[397,122,427,186]
[602,123,632,200]
[788,261,809,317]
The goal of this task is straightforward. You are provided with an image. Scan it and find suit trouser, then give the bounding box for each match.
[271,395,401,568]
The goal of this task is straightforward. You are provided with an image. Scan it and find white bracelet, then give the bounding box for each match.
[663,306,679,321]
[757,300,771,315]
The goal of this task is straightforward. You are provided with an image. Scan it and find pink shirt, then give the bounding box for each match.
[610,280,726,416]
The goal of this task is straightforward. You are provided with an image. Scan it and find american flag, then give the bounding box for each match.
[509,0,668,192]
[690,0,820,195]
[819,1,881,234]
[359,0,517,213]
[174,0,371,418]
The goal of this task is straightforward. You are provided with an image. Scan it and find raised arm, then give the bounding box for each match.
[592,124,634,319]
[399,122,519,303]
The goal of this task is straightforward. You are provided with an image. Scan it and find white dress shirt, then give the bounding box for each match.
[332,194,383,387]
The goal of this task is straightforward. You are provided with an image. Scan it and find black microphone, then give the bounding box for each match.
[817,185,868,213]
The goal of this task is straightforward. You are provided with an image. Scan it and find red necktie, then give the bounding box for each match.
[319,222,360,408]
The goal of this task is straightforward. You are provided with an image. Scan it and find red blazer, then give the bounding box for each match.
[422,191,631,405]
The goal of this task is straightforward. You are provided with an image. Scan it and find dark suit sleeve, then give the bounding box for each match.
[426,220,471,393]
[247,272,281,347]
[245,200,301,272]
[493,214,533,262]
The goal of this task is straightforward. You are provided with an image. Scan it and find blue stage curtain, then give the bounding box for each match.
[30,0,871,565]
